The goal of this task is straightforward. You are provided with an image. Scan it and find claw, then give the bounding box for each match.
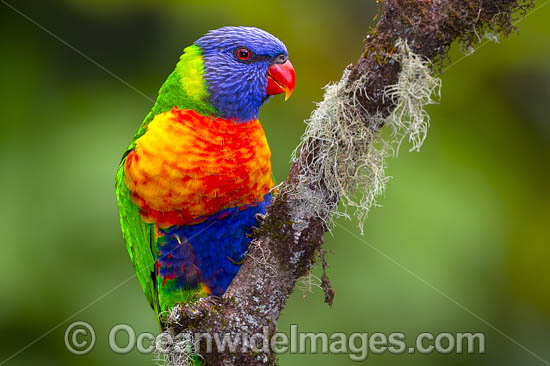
[255,213,266,222]
[227,255,245,265]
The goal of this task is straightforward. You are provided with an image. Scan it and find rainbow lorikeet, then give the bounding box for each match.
[115,26,295,328]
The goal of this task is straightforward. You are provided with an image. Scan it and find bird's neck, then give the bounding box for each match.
[129,45,260,153]
[149,45,217,119]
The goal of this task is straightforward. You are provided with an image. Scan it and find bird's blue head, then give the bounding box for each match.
[195,26,295,122]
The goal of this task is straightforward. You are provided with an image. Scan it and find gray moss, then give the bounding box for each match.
[290,39,440,233]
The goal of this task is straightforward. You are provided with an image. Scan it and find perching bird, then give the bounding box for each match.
[115,26,295,328]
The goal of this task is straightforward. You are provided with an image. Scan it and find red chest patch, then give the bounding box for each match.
[124,108,274,228]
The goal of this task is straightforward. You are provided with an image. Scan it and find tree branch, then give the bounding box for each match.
[163,1,532,365]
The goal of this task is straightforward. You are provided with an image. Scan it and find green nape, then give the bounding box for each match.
[125,44,217,153]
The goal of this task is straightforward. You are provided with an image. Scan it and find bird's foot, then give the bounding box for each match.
[254,213,266,223]
[226,255,246,265]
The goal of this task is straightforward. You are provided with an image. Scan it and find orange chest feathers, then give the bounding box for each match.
[124,108,274,228]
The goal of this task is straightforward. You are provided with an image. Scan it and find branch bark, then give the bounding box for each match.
[165,1,532,365]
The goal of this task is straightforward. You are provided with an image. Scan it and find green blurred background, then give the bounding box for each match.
[1,0,549,365]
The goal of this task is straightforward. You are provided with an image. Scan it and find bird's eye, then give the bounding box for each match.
[237,48,250,60]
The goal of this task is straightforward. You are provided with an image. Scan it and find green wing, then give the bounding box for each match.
[115,158,160,327]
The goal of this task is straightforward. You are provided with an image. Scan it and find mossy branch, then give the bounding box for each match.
[161,1,532,365]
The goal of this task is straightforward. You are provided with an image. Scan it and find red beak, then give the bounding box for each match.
[266,60,295,101]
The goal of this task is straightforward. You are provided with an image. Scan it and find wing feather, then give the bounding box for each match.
[115,159,158,314]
